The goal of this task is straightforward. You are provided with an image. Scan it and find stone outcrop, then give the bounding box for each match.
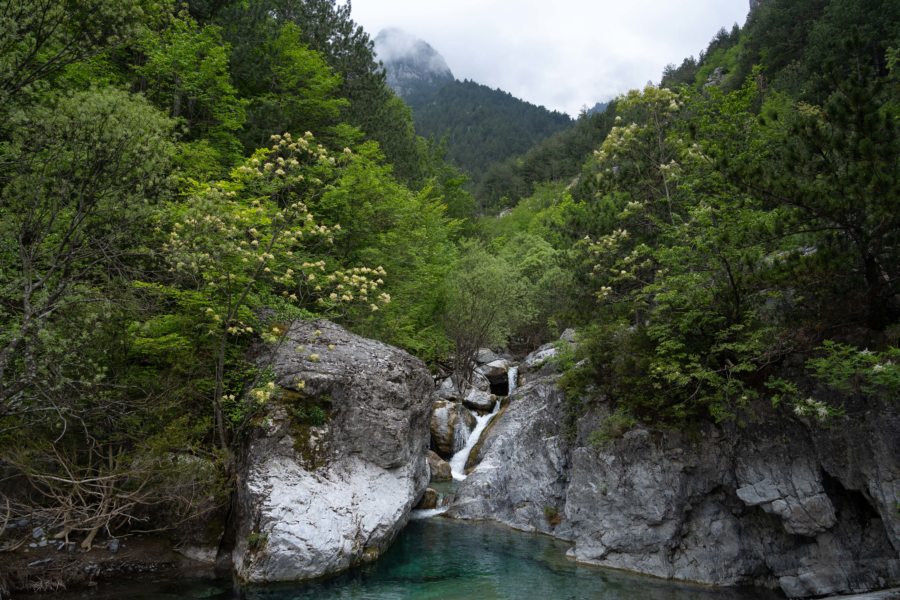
[232,320,432,583]
[448,341,900,598]
[426,450,452,482]
[429,399,476,458]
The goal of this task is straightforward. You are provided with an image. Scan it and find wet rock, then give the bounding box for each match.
[447,369,900,598]
[417,488,439,510]
[233,320,432,584]
[107,539,120,554]
[448,375,569,534]
[430,399,476,458]
[427,450,452,482]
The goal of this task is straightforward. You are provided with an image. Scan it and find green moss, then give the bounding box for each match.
[281,390,333,469]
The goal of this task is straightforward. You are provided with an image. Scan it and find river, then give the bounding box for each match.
[40,517,782,600]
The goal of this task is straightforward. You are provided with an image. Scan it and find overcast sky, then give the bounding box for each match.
[345,0,751,116]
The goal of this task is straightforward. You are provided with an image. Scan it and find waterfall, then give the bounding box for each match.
[507,366,519,395]
[449,400,501,481]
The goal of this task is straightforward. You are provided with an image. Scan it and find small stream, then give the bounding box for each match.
[37,518,782,599]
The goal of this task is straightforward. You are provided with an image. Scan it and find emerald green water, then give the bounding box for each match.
[46,518,782,599]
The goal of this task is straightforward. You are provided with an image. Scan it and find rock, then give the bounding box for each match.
[477,359,511,382]
[176,545,218,565]
[462,389,496,413]
[427,450,452,482]
[476,348,501,364]
[522,343,557,372]
[233,320,432,584]
[31,526,43,540]
[106,539,120,554]
[559,328,577,344]
[430,399,476,458]
[435,372,490,400]
[417,488,439,510]
[446,370,900,598]
[447,374,569,534]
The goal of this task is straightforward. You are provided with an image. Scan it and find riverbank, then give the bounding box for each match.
[1,535,214,598]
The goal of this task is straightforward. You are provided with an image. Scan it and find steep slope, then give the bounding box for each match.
[374,28,573,191]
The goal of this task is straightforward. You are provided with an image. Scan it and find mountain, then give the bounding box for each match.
[374,28,454,106]
[374,28,573,192]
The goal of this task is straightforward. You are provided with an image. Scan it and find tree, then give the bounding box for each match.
[0,88,176,419]
[441,243,528,395]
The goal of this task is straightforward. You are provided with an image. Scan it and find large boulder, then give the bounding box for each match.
[430,399,476,458]
[427,450,452,482]
[462,389,496,413]
[447,376,568,532]
[477,359,511,382]
[447,370,900,598]
[232,320,432,583]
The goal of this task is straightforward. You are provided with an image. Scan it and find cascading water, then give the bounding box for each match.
[449,400,502,481]
[507,366,518,395]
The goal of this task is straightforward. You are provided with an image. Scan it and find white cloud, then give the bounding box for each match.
[345,0,750,115]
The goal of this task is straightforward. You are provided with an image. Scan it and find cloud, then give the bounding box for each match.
[345,0,750,116]
[374,28,453,76]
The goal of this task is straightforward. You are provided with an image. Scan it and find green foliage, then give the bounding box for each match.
[135,11,246,170]
[441,242,530,392]
[588,408,638,447]
[409,79,573,194]
[807,342,900,398]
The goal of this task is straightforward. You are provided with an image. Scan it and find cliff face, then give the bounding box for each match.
[232,320,432,583]
[448,350,900,598]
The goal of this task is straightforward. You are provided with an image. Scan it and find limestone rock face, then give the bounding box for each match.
[233,320,432,583]
[429,399,476,458]
[448,369,900,598]
[446,377,569,534]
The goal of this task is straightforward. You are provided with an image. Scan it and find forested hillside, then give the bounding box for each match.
[374,30,574,195]
[0,0,897,579]
[474,0,899,427]
[0,0,470,548]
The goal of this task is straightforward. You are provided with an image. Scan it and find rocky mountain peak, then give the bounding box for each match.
[374,28,455,101]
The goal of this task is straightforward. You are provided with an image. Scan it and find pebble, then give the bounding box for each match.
[31,526,44,539]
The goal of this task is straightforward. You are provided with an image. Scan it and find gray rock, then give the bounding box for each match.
[462,389,496,413]
[447,371,900,598]
[417,488,439,510]
[522,344,557,371]
[435,372,490,401]
[106,538,119,554]
[475,348,501,364]
[427,450,452,482]
[477,359,511,382]
[233,320,432,583]
[31,526,43,540]
[176,545,218,565]
[430,399,476,458]
[448,375,569,535]
[559,328,577,344]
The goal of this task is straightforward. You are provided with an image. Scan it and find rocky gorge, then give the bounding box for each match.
[230,321,899,598]
[444,335,900,598]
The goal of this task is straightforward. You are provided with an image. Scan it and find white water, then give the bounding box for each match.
[449,400,502,481]
[410,507,449,520]
[507,366,519,395]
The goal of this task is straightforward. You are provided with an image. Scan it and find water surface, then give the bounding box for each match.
[45,518,783,600]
